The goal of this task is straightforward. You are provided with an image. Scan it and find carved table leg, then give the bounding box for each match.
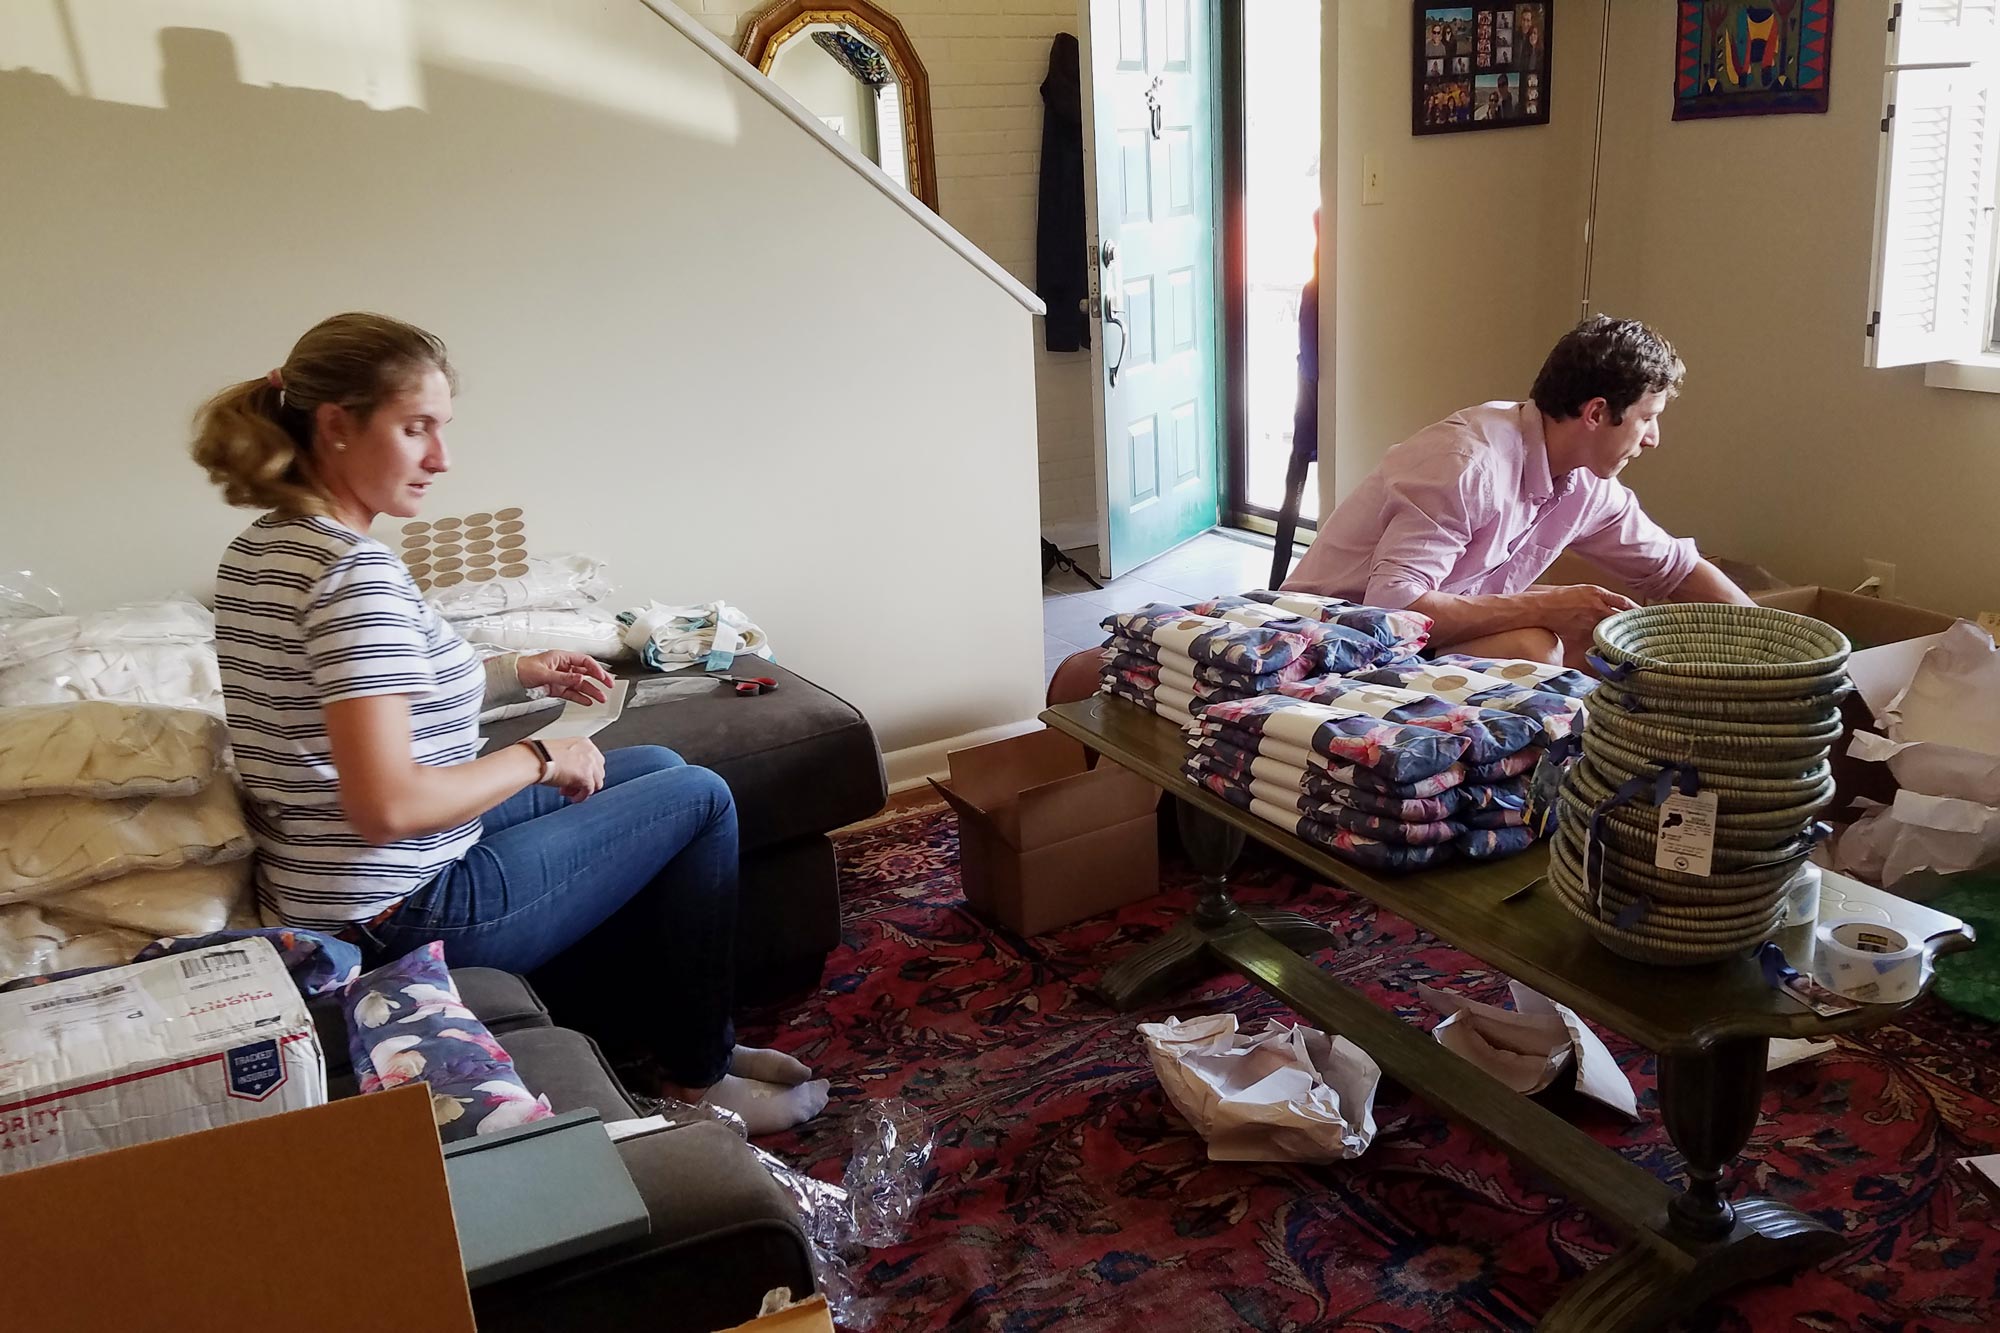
[1093,799,1338,1011]
[1543,1036,1844,1331]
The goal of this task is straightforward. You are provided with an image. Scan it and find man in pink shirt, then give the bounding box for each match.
[1283,316,1751,666]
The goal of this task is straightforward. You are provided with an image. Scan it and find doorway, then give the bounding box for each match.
[1222,0,1321,536]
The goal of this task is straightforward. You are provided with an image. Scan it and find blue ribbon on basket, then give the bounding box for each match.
[1586,761,1701,929]
[1585,651,1636,682]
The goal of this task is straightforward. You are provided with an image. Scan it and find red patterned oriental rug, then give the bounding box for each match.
[740,808,2000,1332]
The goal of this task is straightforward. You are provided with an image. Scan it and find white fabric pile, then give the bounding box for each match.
[0,594,222,713]
[0,703,255,984]
[427,554,634,664]
[1838,620,2000,888]
[617,601,775,670]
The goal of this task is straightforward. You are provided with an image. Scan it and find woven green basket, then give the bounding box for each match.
[1590,686,1848,726]
[1581,726,1831,781]
[1585,693,1844,757]
[1548,839,1782,965]
[1593,604,1851,680]
[1563,758,1834,833]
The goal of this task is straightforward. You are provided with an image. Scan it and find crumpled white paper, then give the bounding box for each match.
[1138,1014,1380,1163]
[1883,620,2000,755]
[1418,981,1639,1119]
[1835,790,2000,888]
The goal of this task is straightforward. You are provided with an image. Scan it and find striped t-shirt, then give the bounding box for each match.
[215,514,483,928]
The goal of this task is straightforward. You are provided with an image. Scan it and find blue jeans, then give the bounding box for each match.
[367,746,739,1087]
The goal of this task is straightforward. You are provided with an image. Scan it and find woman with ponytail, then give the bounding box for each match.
[193,313,827,1132]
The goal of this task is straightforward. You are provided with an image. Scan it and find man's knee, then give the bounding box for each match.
[1439,627,1564,666]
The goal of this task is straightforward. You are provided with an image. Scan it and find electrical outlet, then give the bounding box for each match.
[1863,559,1897,600]
[1362,153,1384,206]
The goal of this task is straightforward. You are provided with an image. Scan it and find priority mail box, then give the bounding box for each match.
[0,939,324,1173]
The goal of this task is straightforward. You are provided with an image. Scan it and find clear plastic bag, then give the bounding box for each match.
[427,554,613,620]
[0,780,252,904]
[56,859,254,938]
[0,570,63,619]
[0,593,213,670]
[625,1094,935,1329]
[0,703,228,801]
[453,607,634,662]
[0,902,155,986]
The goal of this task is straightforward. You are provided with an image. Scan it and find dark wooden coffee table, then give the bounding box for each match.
[1042,694,1975,1332]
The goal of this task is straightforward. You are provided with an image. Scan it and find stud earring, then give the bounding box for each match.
[333,440,347,452]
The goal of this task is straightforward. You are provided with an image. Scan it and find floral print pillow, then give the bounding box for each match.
[339,941,554,1141]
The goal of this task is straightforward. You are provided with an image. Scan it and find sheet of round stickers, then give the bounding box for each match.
[397,507,530,593]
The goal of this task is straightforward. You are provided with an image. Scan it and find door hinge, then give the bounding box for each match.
[1865,310,1881,340]
[1888,2,1900,35]
[1881,103,1894,133]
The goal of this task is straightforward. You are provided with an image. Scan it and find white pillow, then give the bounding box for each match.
[0,703,227,801]
[0,780,251,904]
[58,860,254,938]
[453,608,633,662]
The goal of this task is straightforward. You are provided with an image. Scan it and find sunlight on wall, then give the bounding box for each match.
[416,0,740,142]
[2,0,741,142]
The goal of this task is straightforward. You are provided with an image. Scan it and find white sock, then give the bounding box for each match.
[730,1045,814,1086]
[703,1075,831,1136]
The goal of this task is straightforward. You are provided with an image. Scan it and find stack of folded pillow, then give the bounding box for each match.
[1084,587,1600,873]
[1097,590,1432,726]
[1185,688,1544,871]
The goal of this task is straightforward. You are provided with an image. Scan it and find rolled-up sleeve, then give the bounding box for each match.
[1362,456,1489,610]
[1566,484,1699,602]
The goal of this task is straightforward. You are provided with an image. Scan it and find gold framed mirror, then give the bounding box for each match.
[740,2,939,211]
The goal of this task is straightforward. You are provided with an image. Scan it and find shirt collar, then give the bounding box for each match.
[1519,404,1578,502]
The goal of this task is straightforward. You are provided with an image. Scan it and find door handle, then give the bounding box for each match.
[1099,239,1126,386]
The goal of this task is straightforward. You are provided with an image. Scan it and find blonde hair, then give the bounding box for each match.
[191,312,457,515]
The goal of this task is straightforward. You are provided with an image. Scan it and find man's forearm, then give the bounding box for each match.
[1665,558,1755,606]
[1406,590,1548,644]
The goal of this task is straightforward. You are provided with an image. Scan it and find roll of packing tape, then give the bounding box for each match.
[1815,920,1926,1004]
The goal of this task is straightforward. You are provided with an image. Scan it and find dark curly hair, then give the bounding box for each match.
[1530,316,1684,423]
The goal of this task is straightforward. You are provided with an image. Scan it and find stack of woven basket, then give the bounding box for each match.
[1547,604,1851,965]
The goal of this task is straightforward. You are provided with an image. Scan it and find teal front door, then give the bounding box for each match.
[1086,0,1222,579]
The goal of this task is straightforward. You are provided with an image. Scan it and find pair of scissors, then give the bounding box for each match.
[714,673,778,696]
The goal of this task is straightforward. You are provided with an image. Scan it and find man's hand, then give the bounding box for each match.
[1531,584,1637,647]
[518,651,615,705]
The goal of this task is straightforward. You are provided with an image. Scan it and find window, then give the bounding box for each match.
[1865,1,2000,382]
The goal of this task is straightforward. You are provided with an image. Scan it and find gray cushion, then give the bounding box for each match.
[456,967,553,1033]
[502,1025,641,1121]
[482,663,886,850]
[472,1121,815,1333]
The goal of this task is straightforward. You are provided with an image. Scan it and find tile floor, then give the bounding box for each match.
[1041,528,1307,681]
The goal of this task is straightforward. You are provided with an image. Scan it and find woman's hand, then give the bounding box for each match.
[541,737,606,802]
[518,651,615,705]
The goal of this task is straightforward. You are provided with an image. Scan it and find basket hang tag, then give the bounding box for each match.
[1655,789,1719,877]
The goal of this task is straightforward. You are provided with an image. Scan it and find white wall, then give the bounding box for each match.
[1589,0,2000,617]
[697,0,1099,549]
[0,0,1046,761]
[1324,0,1603,514]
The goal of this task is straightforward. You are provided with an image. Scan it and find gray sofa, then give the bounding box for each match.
[482,661,888,1004]
[313,967,817,1332]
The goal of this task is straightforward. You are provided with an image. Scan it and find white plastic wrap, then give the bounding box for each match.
[453,608,633,662]
[0,594,212,670]
[0,703,227,801]
[427,554,612,620]
[0,903,155,986]
[617,600,774,668]
[0,570,64,620]
[1835,792,2000,889]
[0,780,251,904]
[58,860,255,938]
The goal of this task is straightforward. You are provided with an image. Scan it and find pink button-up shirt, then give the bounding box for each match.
[1282,402,1697,610]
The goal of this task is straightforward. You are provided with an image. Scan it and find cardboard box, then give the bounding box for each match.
[0,1082,475,1333]
[931,728,1161,935]
[0,938,324,1174]
[1753,587,1958,819]
[1540,550,1795,601]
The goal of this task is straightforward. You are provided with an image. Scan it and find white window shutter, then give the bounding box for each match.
[1891,0,2000,69]
[1866,64,1998,367]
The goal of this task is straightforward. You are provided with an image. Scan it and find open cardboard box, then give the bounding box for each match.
[930,728,1162,935]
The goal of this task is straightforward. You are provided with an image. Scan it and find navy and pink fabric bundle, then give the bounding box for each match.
[1183,694,1538,873]
[1097,594,1432,723]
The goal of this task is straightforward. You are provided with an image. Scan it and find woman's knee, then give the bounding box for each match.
[605,744,685,782]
